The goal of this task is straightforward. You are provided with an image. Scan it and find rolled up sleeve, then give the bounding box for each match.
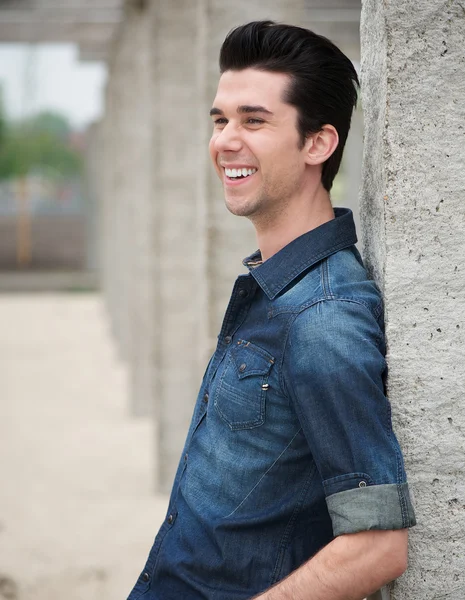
[283,299,416,536]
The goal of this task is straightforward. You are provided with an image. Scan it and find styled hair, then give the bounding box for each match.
[219,21,359,192]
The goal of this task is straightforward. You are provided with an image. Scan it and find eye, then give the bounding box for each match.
[246,118,264,125]
[213,118,227,127]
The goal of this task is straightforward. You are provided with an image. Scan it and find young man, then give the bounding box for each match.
[128,21,416,600]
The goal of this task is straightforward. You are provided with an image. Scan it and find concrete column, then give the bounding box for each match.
[149,0,210,491]
[340,106,363,240]
[83,121,102,275]
[360,1,465,597]
[100,52,130,360]
[100,0,154,415]
[100,78,119,346]
[104,13,134,363]
[115,2,154,416]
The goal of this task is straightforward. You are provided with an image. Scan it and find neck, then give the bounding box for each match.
[254,182,335,262]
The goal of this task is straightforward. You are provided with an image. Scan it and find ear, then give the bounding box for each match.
[303,124,339,166]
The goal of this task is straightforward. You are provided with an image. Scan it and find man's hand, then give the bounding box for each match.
[252,529,408,600]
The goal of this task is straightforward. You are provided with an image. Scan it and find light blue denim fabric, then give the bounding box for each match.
[128,208,416,600]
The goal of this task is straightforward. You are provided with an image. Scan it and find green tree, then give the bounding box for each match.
[25,111,72,139]
[0,109,82,180]
[0,86,7,148]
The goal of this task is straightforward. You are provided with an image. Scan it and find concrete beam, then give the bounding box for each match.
[0,21,116,45]
[0,2,122,46]
[0,8,122,24]
[78,44,108,62]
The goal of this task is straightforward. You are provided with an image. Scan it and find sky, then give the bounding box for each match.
[0,43,107,130]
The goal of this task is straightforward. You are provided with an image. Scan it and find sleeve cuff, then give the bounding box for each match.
[326,482,416,536]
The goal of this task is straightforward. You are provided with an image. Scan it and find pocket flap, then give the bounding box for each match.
[230,340,275,379]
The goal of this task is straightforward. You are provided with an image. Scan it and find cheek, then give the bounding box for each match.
[209,134,218,155]
[209,137,220,169]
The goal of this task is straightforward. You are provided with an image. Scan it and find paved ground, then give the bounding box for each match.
[0,294,168,600]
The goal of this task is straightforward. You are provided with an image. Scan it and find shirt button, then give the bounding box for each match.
[224,336,232,344]
[203,392,209,403]
[239,289,248,298]
[184,453,188,462]
[142,572,150,582]
[359,481,367,488]
[239,363,247,372]
[167,514,174,524]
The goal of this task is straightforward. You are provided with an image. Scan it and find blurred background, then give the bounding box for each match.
[0,1,362,599]
[0,44,103,275]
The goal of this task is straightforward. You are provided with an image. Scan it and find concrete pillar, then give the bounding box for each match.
[149,0,210,491]
[115,2,154,416]
[100,51,129,360]
[100,0,154,415]
[360,1,465,597]
[100,78,118,345]
[83,121,100,274]
[104,13,134,363]
[340,106,363,240]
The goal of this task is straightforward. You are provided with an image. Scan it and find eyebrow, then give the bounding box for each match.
[209,105,274,117]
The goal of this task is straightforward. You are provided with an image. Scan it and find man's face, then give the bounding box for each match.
[209,68,309,222]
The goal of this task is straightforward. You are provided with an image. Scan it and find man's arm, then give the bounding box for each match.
[272,297,415,600]
[254,529,408,600]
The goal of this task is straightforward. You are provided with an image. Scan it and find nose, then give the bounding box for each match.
[213,122,243,154]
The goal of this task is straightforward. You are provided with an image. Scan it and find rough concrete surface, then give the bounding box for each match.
[0,294,168,599]
[361,0,465,597]
[109,3,154,419]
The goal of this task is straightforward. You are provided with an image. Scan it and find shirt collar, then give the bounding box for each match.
[242,207,357,300]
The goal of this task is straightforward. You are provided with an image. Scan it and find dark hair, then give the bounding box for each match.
[219,21,359,192]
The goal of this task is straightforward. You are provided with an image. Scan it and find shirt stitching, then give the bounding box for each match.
[270,458,317,585]
[222,428,303,519]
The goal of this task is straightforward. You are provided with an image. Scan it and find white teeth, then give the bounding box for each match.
[224,167,257,178]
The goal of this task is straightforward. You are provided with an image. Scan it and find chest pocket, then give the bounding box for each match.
[214,340,275,431]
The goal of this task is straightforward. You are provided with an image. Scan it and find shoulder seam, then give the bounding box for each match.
[300,296,380,317]
[279,297,385,394]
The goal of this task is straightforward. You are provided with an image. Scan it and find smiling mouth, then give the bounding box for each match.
[224,167,257,180]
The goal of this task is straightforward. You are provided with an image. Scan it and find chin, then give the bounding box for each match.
[225,199,256,218]
[224,192,261,217]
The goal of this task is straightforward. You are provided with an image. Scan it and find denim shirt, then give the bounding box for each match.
[128,208,416,600]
